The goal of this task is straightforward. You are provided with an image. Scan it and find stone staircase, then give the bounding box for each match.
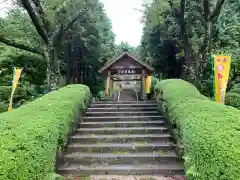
[57,101,184,178]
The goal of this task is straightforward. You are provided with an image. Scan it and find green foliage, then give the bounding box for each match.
[52,0,115,92]
[155,79,240,179]
[97,90,110,101]
[0,84,91,179]
[0,51,48,112]
[225,83,240,109]
[225,92,240,109]
[151,77,159,87]
[140,0,240,96]
[232,83,240,89]
[229,88,240,95]
[0,53,46,86]
[114,41,140,56]
[1,0,116,101]
[0,102,8,113]
[0,86,31,112]
[0,86,27,102]
[140,0,182,79]
[0,9,42,48]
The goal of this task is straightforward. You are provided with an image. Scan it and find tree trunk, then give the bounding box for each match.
[182,46,198,84]
[197,21,213,81]
[43,46,51,90]
[50,47,60,89]
[44,44,59,90]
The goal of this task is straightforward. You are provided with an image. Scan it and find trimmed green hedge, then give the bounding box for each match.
[155,79,240,180]
[0,84,91,180]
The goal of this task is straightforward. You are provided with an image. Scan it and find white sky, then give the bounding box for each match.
[100,0,144,46]
[0,0,148,46]
[0,0,12,17]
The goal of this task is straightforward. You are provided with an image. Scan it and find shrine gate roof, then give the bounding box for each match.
[98,52,154,73]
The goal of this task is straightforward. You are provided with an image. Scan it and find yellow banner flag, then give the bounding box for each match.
[213,55,231,103]
[105,76,110,96]
[109,78,113,97]
[145,76,152,94]
[8,67,23,112]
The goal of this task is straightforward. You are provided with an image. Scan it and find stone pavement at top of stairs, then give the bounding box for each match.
[89,175,186,180]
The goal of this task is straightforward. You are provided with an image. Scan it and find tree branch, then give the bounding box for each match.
[198,34,208,58]
[179,0,190,48]
[51,11,87,46]
[21,0,49,44]
[209,0,225,21]
[171,38,184,49]
[203,0,210,20]
[168,0,180,17]
[0,35,44,55]
[32,0,52,33]
[194,4,208,29]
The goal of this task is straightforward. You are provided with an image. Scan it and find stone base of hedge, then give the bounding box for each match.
[0,84,91,180]
[155,79,240,180]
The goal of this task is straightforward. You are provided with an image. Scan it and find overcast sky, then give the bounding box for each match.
[0,0,147,46]
[100,0,144,46]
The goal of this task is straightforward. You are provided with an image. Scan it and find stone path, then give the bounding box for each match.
[119,88,138,101]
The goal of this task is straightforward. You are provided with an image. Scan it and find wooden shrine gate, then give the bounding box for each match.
[99,52,154,101]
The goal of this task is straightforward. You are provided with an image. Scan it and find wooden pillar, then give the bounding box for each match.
[108,71,112,98]
[140,76,142,100]
[140,69,146,100]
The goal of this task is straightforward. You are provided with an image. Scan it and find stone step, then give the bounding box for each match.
[67,142,175,153]
[85,111,160,117]
[87,107,159,112]
[92,101,156,104]
[75,127,168,135]
[83,115,164,122]
[90,103,157,108]
[71,134,172,144]
[63,152,179,165]
[81,175,186,180]
[58,163,185,176]
[79,120,166,128]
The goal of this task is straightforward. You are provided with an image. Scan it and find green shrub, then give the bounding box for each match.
[225,92,240,109]
[229,88,240,95]
[0,84,91,180]
[97,90,110,101]
[225,85,240,109]
[0,102,8,112]
[151,76,159,87]
[0,86,30,113]
[232,83,240,89]
[0,86,27,101]
[155,79,240,180]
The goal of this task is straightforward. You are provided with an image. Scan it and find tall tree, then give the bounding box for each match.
[140,0,226,84]
[0,0,90,89]
[115,41,140,56]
